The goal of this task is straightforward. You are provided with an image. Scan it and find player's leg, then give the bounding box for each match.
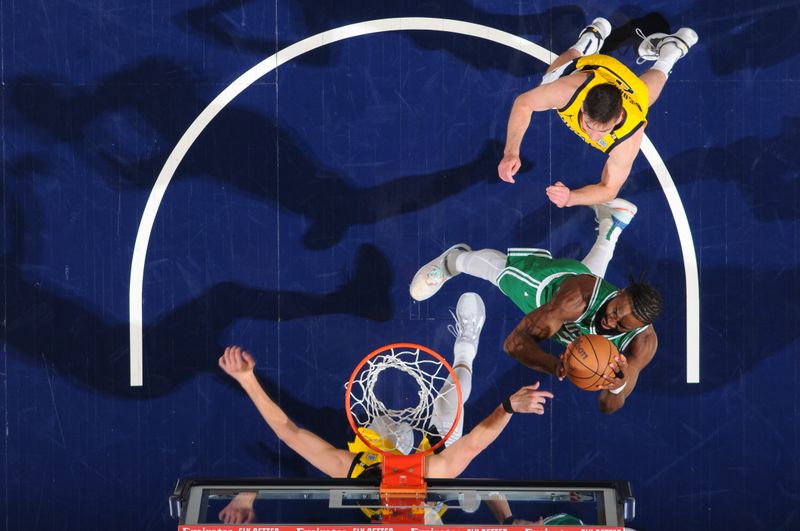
[544,18,612,79]
[581,198,637,277]
[637,28,699,107]
[410,245,507,301]
[449,248,507,286]
[430,292,486,447]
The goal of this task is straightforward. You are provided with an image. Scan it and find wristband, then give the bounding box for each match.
[610,381,628,395]
[502,516,515,525]
[502,396,515,414]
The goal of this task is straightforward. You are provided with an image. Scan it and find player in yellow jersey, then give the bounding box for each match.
[498,17,698,208]
[216,293,553,524]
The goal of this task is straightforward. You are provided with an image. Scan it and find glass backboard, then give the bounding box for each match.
[170,477,635,529]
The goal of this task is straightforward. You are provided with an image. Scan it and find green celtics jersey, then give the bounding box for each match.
[496,248,648,352]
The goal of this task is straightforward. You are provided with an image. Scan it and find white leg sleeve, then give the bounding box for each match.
[451,249,507,286]
[581,223,616,277]
[430,365,472,447]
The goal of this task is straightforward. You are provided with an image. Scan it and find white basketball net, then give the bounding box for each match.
[347,346,457,454]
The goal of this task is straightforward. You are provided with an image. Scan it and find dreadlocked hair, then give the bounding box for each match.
[625,274,663,325]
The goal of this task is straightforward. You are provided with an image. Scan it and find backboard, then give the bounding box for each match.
[170,477,635,529]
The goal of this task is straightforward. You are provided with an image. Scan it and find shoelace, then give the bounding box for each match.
[635,28,653,65]
[447,309,478,340]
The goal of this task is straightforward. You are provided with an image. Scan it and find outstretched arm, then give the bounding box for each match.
[219,346,354,477]
[503,277,589,375]
[596,327,658,414]
[498,80,574,183]
[551,127,645,207]
[425,383,553,478]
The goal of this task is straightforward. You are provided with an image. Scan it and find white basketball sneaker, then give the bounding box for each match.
[592,198,638,243]
[637,27,699,62]
[576,17,612,55]
[448,292,486,364]
[409,243,471,301]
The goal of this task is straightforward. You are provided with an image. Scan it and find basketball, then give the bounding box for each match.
[563,335,619,391]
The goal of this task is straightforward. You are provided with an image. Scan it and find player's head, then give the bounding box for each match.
[600,281,662,332]
[581,84,623,141]
[625,279,663,325]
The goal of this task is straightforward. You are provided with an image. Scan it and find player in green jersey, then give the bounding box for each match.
[409,199,661,414]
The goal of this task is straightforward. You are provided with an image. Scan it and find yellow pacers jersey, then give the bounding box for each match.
[347,427,443,523]
[347,427,433,478]
[556,54,649,153]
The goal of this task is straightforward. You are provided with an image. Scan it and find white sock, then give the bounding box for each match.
[431,365,472,447]
[570,32,601,56]
[450,249,507,286]
[581,219,616,277]
[650,43,684,77]
[650,59,674,78]
[454,338,478,366]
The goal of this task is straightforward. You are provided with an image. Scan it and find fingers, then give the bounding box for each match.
[219,345,255,375]
[545,181,571,208]
[514,387,554,414]
[556,360,567,380]
[498,157,521,183]
[219,345,238,368]
[219,508,235,524]
[545,187,569,208]
[608,356,626,379]
[220,509,245,524]
[610,355,627,369]
[498,168,516,183]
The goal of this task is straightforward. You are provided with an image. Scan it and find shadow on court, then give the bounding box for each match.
[2,183,394,398]
[180,0,587,73]
[10,58,504,250]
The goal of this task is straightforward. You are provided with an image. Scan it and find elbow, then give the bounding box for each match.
[465,436,489,459]
[599,403,619,415]
[598,185,619,204]
[275,420,299,443]
[598,396,623,415]
[511,95,534,114]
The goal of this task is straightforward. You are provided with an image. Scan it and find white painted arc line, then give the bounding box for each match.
[640,137,700,383]
[129,17,699,386]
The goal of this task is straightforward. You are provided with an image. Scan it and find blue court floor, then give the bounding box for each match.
[2,1,799,530]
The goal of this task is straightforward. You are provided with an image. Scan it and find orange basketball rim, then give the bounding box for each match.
[345,342,463,522]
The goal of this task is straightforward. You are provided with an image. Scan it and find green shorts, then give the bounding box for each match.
[496,248,590,314]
